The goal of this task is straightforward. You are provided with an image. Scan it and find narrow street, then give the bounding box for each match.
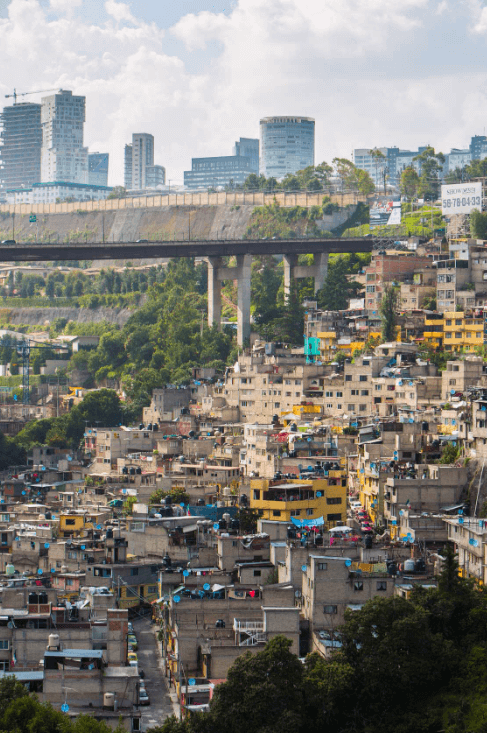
[133,616,179,730]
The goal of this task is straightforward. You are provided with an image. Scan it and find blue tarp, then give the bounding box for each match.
[290,515,325,528]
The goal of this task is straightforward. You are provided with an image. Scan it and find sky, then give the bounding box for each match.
[2,0,487,185]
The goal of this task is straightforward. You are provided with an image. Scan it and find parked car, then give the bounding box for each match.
[139,689,150,705]
[128,652,138,663]
[127,622,134,634]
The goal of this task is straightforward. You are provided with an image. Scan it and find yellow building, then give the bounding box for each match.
[118,582,159,608]
[443,311,483,352]
[59,513,94,538]
[250,472,346,528]
[423,314,444,350]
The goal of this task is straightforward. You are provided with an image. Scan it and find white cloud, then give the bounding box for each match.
[49,0,82,14]
[1,0,487,186]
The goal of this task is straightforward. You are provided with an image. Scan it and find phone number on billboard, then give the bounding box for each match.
[442,196,481,208]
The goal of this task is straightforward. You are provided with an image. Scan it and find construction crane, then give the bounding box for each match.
[5,88,61,104]
[0,337,69,404]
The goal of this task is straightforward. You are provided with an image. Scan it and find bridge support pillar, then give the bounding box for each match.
[236,254,252,347]
[207,255,252,346]
[207,256,222,330]
[283,252,328,300]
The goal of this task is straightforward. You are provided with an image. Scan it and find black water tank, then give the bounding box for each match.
[153,423,159,432]
[189,430,195,438]
[240,494,248,505]
[175,526,183,534]
[215,619,226,628]
[415,558,426,573]
[139,424,144,430]
[107,528,113,539]
[163,554,172,566]
[136,467,142,475]
[218,519,227,530]
[129,467,136,475]
[197,498,205,506]
[364,535,373,549]
[147,423,153,431]
[38,592,48,604]
[230,519,240,530]
[165,496,172,506]
[387,561,397,576]
[28,593,38,604]
[122,467,128,475]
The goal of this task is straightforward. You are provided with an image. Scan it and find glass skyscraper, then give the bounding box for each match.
[259,116,315,180]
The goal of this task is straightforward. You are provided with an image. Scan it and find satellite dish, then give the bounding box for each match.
[301,565,307,572]
[173,595,181,603]
[44,543,50,549]
[345,559,352,567]
[316,492,322,497]
[294,590,302,598]
[183,570,189,577]
[61,704,69,713]
[213,523,219,530]
[203,583,210,591]
[188,678,196,686]
[37,569,43,575]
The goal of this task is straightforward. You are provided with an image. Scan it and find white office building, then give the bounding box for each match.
[41,90,88,184]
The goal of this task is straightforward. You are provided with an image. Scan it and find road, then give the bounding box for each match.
[133,616,179,730]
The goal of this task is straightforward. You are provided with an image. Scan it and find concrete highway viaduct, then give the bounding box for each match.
[0,237,372,345]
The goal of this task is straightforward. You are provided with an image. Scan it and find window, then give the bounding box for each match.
[351,389,359,395]
[336,391,343,397]
[359,375,367,382]
[306,508,313,516]
[354,581,364,591]
[272,510,281,517]
[148,585,158,594]
[359,404,367,412]
[0,640,9,649]
[253,570,261,577]
[317,562,328,570]
[65,519,76,526]
[324,605,337,614]
[327,497,341,504]
[347,404,355,412]
[130,567,139,576]
[327,513,342,521]
[345,375,352,382]
[361,390,369,396]
[377,581,387,591]
[290,509,300,517]
[375,385,382,391]
[66,578,74,587]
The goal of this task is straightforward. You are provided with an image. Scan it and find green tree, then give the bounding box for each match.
[470,209,487,239]
[380,284,399,342]
[400,165,420,200]
[107,186,127,200]
[206,636,306,733]
[413,145,445,200]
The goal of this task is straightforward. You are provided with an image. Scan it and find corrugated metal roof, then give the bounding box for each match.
[44,649,104,658]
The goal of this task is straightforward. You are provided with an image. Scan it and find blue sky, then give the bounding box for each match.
[1,0,487,184]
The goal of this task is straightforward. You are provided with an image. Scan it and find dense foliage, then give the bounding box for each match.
[0,675,127,733]
[149,548,487,733]
[240,159,374,194]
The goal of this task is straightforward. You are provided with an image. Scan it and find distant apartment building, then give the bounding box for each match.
[123,133,164,190]
[0,103,42,188]
[40,90,88,184]
[88,152,109,186]
[260,117,315,180]
[363,252,432,313]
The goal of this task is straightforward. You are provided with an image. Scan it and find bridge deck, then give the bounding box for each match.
[0,238,372,262]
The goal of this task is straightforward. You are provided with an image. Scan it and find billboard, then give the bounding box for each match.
[441,182,482,215]
[369,197,401,228]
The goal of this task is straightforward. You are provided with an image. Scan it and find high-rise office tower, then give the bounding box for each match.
[233,137,259,174]
[131,133,154,189]
[259,116,315,179]
[41,90,88,184]
[124,144,133,189]
[0,102,42,189]
[88,152,109,187]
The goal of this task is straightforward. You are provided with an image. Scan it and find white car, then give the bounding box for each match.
[139,689,150,706]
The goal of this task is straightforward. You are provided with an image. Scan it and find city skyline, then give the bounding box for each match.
[2,1,487,185]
